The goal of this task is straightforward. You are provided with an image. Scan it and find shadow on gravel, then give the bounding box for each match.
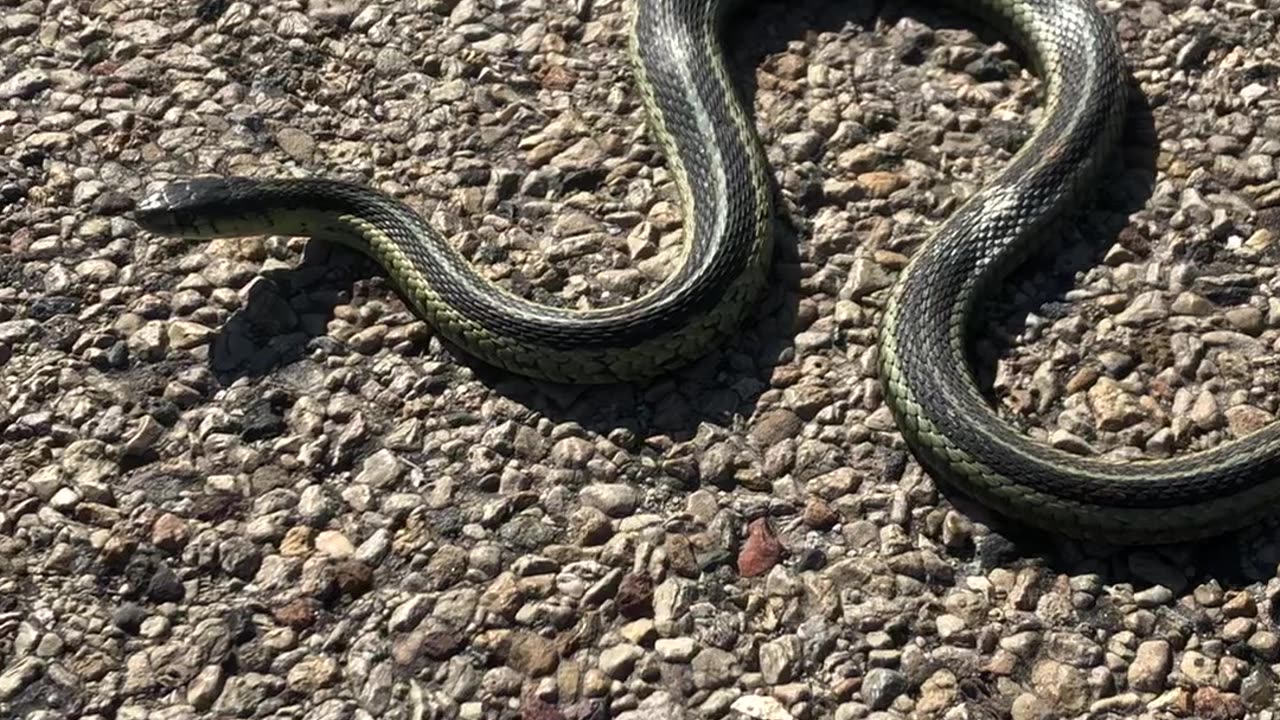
[205,241,389,383]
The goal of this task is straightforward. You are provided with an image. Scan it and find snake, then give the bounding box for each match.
[133,0,1280,545]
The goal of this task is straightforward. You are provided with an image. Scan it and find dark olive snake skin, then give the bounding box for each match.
[136,0,1280,544]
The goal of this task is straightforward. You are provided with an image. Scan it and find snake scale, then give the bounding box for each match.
[135,0,1280,544]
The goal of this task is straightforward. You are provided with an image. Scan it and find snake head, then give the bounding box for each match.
[134,177,259,239]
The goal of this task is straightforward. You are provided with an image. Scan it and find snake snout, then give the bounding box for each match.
[134,188,185,235]
[134,178,250,237]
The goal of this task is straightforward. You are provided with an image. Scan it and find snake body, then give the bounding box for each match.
[136,0,1280,544]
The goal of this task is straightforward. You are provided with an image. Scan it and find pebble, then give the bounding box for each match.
[1128,640,1172,692]
[656,637,697,663]
[599,643,643,679]
[1226,405,1273,436]
[1179,650,1217,686]
[113,604,148,634]
[1248,631,1278,660]
[355,449,404,488]
[1225,306,1264,335]
[314,531,355,559]
[691,648,737,689]
[285,655,339,693]
[1088,377,1146,431]
[738,518,783,578]
[1116,291,1167,325]
[0,657,41,700]
[1011,693,1053,720]
[579,483,638,517]
[759,635,802,684]
[861,668,907,710]
[0,319,38,344]
[1193,687,1247,719]
[1241,669,1274,709]
[49,486,81,511]
[730,695,794,720]
[751,410,803,446]
[152,513,189,552]
[843,256,894,298]
[0,69,49,99]
[146,563,185,602]
[507,632,558,677]
[1030,660,1088,714]
[213,673,282,716]
[857,171,907,198]
[167,320,215,350]
[1171,292,1215,316]
[276,127,316,162]
[187,665,224,710]
[616,572,654,619]
[1133,585,1174,608]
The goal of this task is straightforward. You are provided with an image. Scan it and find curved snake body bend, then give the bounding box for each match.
[136,0,1280,544]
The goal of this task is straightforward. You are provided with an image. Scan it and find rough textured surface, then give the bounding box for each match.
[2,0,1280,719]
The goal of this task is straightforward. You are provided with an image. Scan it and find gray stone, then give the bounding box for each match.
[219,537,262,579]
[285,655,339,693]
[1088,377,1145,431]
[213,672,282,715]
[506,632,558,676]
[49,486,81,511]
[579,483,638,517]
[1046,632,1102,667]
[1030,659,1088,714]
[759,635,802,684]
[691,647,737,689]
[276,127,316,161]
[0,69,49,99]
[599,643,643,679]
[1179,650,1217,686]
[730,694,794,720]
[389,595,433,632]
[1241,668,1274,710]
[1011,692,1053,720]
[147,563,184,602]
[186,665,224,710]
[0,319,38,344]
[356,449,404,487]
[0,658,42,700]
[1115,291,1168,325]
[1136,584,1172,604]
[655,637,697,663]
[862,668,907,710]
